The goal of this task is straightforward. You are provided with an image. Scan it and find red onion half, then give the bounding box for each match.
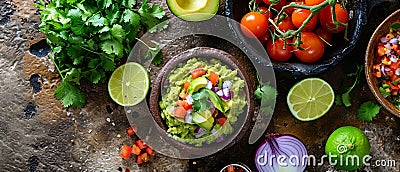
[255,134,308,172]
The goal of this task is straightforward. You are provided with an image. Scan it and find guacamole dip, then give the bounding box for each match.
[159,58,247,146]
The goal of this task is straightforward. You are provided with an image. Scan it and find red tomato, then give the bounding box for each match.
[146,146,155,156]
[284,1,304,15]
[293,32,325,63]
[256,0,262,4]
[266,39,293,62]
[315,27,332,45]
[240,12,269,38]
[184,81,190,92]
[178,100,192,110]
[120,145,132,159]
[173,106,187,118]
[135,140,147,150]
[131,144,141,155]
[264,0,287,11]
[292,9,317,31]
[208,71,219,86]
[305,0,325,6]
[259,6,272,19]
[258,32,272,46]
[319,4,348,33]
[190,67,206,79]
[126,126,136,136]
[275,16,296,32]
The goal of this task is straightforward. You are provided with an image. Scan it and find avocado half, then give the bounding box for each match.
[167,0,219,21]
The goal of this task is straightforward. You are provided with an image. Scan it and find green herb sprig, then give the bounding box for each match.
[36,0,167,108]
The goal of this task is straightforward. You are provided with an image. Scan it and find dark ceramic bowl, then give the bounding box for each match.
[225,0,368,76]
[149,47,255,150]
[365,9,400,117]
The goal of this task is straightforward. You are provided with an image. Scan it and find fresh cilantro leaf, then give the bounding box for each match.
[85,69,104,84]
[67,8,82,21]
[111,24,126,42]
[193,99,212,111]
[88,14,107,27]
[122,0,136,8]
[101,39,123,57]
[54,81,86,108]
[97,0,112,9]
[357,101,381,122]
[192,89,209,100]
[106,11,121,25]
[335,96,343,106]
[102,58,115,71]
[122,9,140,26]
[336,65,364,107]
[136,38,163,65]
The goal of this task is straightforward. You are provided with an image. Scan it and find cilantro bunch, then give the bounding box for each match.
[36,0,167,108]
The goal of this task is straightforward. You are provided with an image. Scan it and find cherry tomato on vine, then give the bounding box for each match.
[240,12,269,38]
[316,27,332,46]
[263,0,287,11]
[305,0,325,6]
[293,32,324,63]
[259,7,272,19]
[266,39,293,61]
[319,4,348,34]
[292,9,317,31]
[259,32,272,46]
[283,1,304,15]
[274,16,296,32]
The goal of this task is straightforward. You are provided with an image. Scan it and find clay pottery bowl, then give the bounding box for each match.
[149,47,255,152]
[365,9,400,117]
[225,0,368,76]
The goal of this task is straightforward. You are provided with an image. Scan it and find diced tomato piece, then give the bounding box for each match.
[227,165,234,172]
[120,145,132,159]
[217,117,227,126]
[178,100,192,110]
[389,82,400,91]
[173,106,187,118]
[131,144,141,155]
[125,169,130,172]
[392,91,398,95]
[184,81,190,92]
[179,93,188,100]
[382,57,392,65]
[393,44,399,51]
[136,156,143,165]
[372,64,382,78]
[208,71,219,86]
[390,62,400,70]
[138,153,149,164]
[135,140,147,150]
[190,67,206,79]
[377,45,386,57]
[126,126,135,136]
[146,146,155,156]
[387,70,394,77]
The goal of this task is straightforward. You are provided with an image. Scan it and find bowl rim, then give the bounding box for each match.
[225,0,368,76]
[149,46,256,150]
[365,9,400,118]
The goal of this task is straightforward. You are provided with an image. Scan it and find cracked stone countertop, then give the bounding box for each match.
[0,0,399,172]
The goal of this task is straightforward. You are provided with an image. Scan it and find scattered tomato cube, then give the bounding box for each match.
[131,144,141,155]
[217,117,227,126]
[120,145,132,159]
[139,153,149,163]
[146,146,155,156]
[126,126,135,136]
[173,106,187,118]
[135,140,147,150]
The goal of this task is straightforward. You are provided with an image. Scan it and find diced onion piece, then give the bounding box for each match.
[184,113,193,123]
[389,38,399,44]
[223,81,232,89]
[206,79,213,89]
[380,37,388,43]
[390,55,398,63]
[382,65,387,77]
[186,94,194,105]
[211,87,219,92]
[195,128,207,138]
[216,136,224,143]
[395,68,400,76]
[216,90,223,96]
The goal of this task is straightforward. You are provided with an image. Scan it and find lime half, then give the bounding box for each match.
[287,78,334,121]
[108,62,150,106]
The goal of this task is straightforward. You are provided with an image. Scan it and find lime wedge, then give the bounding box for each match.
[287,78,334,121]
[108,62,149,106]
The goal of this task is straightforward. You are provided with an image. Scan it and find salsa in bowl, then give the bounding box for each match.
[150,47,255,148]
[366,9,400,117]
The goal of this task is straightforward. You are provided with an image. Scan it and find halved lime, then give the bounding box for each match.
[287,78,334,121]
[108,62,149,106]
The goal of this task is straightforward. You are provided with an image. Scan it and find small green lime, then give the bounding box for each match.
[108,62,150,106]
[325,126,371,171]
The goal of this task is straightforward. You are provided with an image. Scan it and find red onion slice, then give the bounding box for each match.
[195,128,207,138]
[381,37,388,43]
[255,134,308,172]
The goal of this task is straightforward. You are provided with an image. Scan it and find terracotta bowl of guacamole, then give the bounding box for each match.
[149,47,255,150]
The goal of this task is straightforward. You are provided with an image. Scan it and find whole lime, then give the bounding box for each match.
[325,126,371,171]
